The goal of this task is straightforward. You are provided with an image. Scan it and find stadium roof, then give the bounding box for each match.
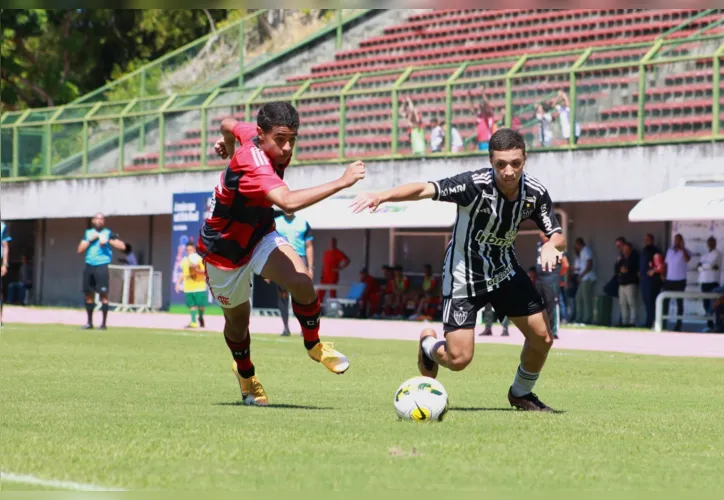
[629,180,724,222]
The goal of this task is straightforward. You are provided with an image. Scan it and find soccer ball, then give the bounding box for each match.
[393,376,448,422]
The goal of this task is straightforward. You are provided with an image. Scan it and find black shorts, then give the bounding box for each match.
[83,264,110,295]
[441,267,544,333]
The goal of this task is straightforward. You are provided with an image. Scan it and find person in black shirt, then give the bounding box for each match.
[351,129,565,412]
[617,241,639,327]
[640,233,663,328]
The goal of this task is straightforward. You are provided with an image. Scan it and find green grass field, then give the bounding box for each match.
[2,323,724,492]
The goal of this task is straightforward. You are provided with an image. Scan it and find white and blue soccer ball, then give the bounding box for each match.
[393,376,449,422]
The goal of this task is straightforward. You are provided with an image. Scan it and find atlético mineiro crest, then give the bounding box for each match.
[453,308,468,326]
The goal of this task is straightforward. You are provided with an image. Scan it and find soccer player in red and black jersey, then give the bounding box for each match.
[198,102,365,406]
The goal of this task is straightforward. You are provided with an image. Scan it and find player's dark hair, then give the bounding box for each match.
[186,242,196,249]
[488,128,526,158]
[615,236,627,244]
[257,101,299,133]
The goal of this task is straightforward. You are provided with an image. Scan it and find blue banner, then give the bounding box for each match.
[170,191,212,305]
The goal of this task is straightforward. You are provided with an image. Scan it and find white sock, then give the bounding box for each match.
[422,336,444,361]
[511,365,540,397]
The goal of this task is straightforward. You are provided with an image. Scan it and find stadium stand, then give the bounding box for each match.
[3,9,723,175]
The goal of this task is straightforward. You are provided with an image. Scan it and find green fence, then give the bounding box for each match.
[1,32,723,181]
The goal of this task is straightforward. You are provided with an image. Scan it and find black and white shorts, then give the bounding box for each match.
[83,264,110,295]
[441,267,544,333]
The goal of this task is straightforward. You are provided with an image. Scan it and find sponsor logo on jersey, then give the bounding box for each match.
[440,184,466,198]
[484,264,514,288]
[474,229,517,247]
[216,295,230,306]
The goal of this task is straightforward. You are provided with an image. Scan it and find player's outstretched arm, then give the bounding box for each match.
[266,161,365,213]
[350,182,435,213]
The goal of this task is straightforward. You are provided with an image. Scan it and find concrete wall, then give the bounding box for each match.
[4,141,723,221]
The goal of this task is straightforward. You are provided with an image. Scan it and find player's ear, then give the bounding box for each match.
[256,125,265,140]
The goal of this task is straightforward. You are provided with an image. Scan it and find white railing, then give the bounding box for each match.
[97,265,162,312]
[654,291,720,332]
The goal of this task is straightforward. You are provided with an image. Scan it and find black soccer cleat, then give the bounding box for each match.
[198,316,205,328]
[508,388,555,412]
[99,324,107,331]
[81,324,94,330]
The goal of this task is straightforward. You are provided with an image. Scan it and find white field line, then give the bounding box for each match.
[1,471,126,491]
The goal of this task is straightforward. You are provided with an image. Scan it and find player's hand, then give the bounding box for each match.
[540,242,562,273]
[214,138,235,159]
[87,231,98,242]
[175,283,182,293]
[340,160,366,188]
[1,264,7,277]
[350,192,382,214]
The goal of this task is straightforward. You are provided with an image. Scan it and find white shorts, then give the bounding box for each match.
[205,231,290,308]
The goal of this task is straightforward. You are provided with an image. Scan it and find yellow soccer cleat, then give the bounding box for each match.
[232,362,269,406]
[187,322,199,329]
[307,342,350,375]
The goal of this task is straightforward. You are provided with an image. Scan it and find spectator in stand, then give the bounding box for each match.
[0,220,10,326]
[553,90,581,144]
[468,87,495,151]
[380,265,395,317]
[698,236,721,332]
[617,241,640,327]
[429,117,444,153]
[8,255,33,305]
[448,122,465,153]
[573,237,596,324]
[358,267,381,318]
[402,97,425,155]
[640,233,664,328]
[536,102,554,148]
[317,237,350,302]
[409,264,440,321]
[663,233,691,332]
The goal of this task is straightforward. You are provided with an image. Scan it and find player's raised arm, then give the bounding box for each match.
[266,160,366,213]
[349,182,435,214]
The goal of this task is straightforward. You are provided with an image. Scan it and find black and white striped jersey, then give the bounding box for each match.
[430,167,562,299]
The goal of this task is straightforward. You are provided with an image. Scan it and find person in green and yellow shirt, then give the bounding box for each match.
[176,242,207,328]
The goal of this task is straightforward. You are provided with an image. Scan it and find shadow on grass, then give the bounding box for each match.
[452,407,567,414]
[214,402,333,410]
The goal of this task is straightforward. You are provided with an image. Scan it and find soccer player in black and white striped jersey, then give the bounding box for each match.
[351,129,565,412]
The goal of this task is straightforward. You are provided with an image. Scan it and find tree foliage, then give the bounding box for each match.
[1,9,230,111]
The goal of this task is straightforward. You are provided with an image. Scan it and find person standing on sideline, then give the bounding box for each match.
[77,213,126,330]
[274,211,314,336]
[558,251,570,324]
[0,220,11,325]
[535,231,562,338]
[479,303,510,337]
[573,237,596,324]
[317,238,350,302]
[698,236,721,332]
[175,242,207,328]
[617,241,640,327]
[663,233,691,331]
[640,233,663,328]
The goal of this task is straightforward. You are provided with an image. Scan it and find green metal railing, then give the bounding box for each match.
[1,32,723,181]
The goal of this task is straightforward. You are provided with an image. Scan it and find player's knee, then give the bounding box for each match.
[448,351,473,371]
[531,329,554,352]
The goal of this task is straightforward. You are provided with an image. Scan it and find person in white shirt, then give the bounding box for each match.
[535,103,554,147]
[450,125,464,153]
[554,90,581,144]
[698,236,721,331]
[429,117,445,153]
[663,233,691,331]
[573,237,596,324]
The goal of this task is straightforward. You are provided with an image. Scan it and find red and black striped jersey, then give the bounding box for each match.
[198,123,289,270]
